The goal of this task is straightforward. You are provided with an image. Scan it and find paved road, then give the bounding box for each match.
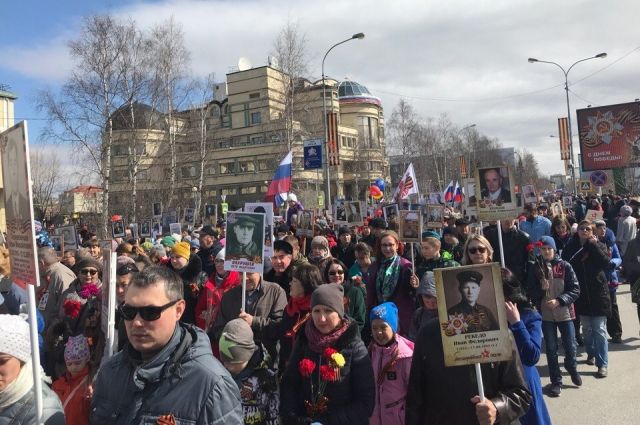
[541,284,639,424]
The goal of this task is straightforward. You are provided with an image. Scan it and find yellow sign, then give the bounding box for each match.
[579,181,593,192]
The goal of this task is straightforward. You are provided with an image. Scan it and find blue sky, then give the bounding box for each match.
[2,0,639,180]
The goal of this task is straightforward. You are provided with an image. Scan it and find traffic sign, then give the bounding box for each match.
[579,181,592,192]
[590,170,608,187]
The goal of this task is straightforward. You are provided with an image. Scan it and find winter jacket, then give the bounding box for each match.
[519,216,552,245]
[198,242,223,276]
[0,275,27,315]
[169,253,204,325]
[509,309,551,425]
[273,298,312,372]
[616,215,637,255]
[40,262,76,329]
[343,280,366,333]
[0,381,66,425]
[231,345,279,425]
[366,257,416,337]
[623,235,640,284]
[561,236,611,317]
[527,256,580,323]
[264,265,293,296]
[331,242,357,269]
[484,225,531,284]
[405,319,532,425]
[413,251,459,281]
[280,319,375,425]
[369,334,414,425]
[90,323,242,425]
[195,271,241,331]
[212,279,287,362]
[551,231,572,256]
[52,367,91,425]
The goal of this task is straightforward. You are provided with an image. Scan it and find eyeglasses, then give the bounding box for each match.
[120,300,180,321]
[468,246,487,254]
[329,270,345,276]
[80,268,98,276]
[578,226,592,232]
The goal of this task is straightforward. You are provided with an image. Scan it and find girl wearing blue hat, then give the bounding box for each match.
[368,302,414,425]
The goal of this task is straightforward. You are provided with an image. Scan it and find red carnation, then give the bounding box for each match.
[534,241,544,248]
[299,358,316,378]
[526,243,534,252]
[63,300,82,319]
[320,365,336,382]
[323,347,338,361]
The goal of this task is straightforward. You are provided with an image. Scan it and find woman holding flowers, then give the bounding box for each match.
[281,284,375,425]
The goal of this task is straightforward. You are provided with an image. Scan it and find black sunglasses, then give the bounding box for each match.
[329,270,345,276]
[468,246,487,254]
[120,300,179,321]
[80,268,98,276]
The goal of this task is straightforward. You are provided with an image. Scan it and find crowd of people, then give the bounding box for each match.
[1,190,639,425]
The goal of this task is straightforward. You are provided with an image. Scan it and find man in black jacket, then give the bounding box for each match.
[198,225,223,275]
[331,226,357,269]
[406,318,531,425]
[484,219,531,284]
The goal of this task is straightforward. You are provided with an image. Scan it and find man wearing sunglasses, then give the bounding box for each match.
[91,266,242,425]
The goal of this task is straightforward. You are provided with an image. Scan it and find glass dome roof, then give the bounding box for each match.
[338,80,381,106]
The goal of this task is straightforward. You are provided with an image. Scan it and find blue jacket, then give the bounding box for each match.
[600,227,622,286]
[90,323,242,425]
[509,308,551,425]
[519,216,552,246]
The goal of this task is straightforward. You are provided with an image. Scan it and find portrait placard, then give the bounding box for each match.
[169,222,182,236]
[334,200,347,225]
[585,209,604,221]
[183,208,195,225]
[344,201,364,226]
[562,196,573,208]
[140,219,152,237]
[475,166,517,221]
[550,202,564,218]
[56,225,78,251]
[205,204,217,224]
[50,235,63,257]
[111,220,125,238]
[225,212,266,274]
[398,210,422,242]
[245,202,274,257]
[152,202,162,218]
[435,263,512,367]
[383,203,400,226]
[297,210,315,238]
[99,240,112,250]
[429,192,441,204]
[522,184,537,205]
[426,204,445,229]
[161,210,178,234]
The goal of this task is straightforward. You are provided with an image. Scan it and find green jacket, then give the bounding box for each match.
[415,251,459,280]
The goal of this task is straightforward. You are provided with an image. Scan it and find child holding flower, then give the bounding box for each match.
[369,302,414,425]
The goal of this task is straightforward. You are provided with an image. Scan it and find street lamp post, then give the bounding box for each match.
[528,53,607,194]
[322,32,365,214]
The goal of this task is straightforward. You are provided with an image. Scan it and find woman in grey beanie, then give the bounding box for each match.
[0,314,66,424]
[280,284,375,425]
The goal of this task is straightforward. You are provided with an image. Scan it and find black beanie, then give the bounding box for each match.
[311,284,345,318]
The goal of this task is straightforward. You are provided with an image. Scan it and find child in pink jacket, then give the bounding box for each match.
[369,302,414,425]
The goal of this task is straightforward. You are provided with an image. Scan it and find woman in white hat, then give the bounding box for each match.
[0,314,66,424]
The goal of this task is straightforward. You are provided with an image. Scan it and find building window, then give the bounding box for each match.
[221,187,237,196]
[260,185,268,193]
[249,92,260,99]
[251,112,262,125]
[180,166,198,179]
[258,160,270,171]
[220,162,235,174]
[204,189,217,197]
[241,186,257,195]
[206,165,217,175]
[250,135,264,145]
[209,105,220,117]
[137,170,147,180]
[341,136,347,147]
[217,139,231,149]
[239,161,255,173]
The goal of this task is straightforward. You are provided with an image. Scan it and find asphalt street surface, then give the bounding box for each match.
[541,284,639,424]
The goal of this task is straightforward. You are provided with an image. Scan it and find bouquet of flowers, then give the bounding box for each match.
[299,347,346,417]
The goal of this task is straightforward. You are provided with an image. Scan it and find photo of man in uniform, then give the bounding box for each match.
[140,219,151,237]
[447,270,499,333]
[480,167,512,204]
[345,201,363,224]
[226,213,263,261]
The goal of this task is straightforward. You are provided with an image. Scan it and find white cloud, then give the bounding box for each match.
[4,0,640,177]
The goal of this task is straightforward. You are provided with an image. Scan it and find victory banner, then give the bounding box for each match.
[435,263,512,367]
[577,101,640,171]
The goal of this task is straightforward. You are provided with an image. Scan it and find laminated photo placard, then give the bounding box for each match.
[344,201,364,226]
[382,203,400,226]
[475,166,517,221]
[426,204,444,229]
[56,225,78,250]
[398,210,422,243]
[434,263,512,367]
[297,210,315,238]
[522,184,537,205]
[334,200,347,225]
[224,211,266,274]
[140,219,152,238]
[245,202,274,257]
[111,219,125,238]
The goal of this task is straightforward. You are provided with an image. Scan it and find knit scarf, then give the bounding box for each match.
[304,317,350,354]
[0,359,35,410]
[375,255,401,303]
[286,294,312,316]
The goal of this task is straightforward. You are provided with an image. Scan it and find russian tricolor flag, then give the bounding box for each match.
[443,180,455,203]
[265,151,293,205]
[453,181,463,204]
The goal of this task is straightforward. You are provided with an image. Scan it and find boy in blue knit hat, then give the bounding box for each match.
[369,302,414,425]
